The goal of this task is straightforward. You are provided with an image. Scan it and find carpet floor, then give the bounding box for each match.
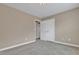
[0,40,79,55]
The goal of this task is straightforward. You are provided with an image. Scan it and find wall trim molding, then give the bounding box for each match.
[0,40,36,52]
[52,40,79,48]
[41,40,79,48]
[34,19,41,22]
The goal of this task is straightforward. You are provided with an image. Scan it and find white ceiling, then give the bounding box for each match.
[4,3,79,18]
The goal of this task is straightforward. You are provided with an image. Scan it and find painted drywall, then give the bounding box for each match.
[55,7,79,45]
[0,4,37,49]
[42,7,79,46]
[5,3,79,18]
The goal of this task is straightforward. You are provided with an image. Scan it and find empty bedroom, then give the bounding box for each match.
[0,3,79,55]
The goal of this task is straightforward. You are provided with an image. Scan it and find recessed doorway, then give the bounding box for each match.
[35,21,40,40]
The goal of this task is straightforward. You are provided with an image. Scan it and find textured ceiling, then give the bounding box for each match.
[4,3,79,18]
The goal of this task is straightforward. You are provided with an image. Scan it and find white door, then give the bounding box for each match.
[40,18,55,41]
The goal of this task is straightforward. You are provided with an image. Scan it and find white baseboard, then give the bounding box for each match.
[41,40,79,48]
[0,40,36,52]
[52,40,79,48]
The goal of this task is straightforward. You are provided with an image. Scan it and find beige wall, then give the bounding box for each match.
[42,7,79,45]
[55,7,79,45]
[0,4,37,49]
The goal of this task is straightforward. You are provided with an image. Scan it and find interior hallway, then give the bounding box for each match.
[0,40,79,55]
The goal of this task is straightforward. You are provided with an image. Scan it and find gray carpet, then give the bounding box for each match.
[0,40,79,55]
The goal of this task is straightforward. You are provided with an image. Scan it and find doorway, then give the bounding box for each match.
[35,21,40,40]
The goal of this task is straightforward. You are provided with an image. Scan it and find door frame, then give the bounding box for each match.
[34,19,41,40]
